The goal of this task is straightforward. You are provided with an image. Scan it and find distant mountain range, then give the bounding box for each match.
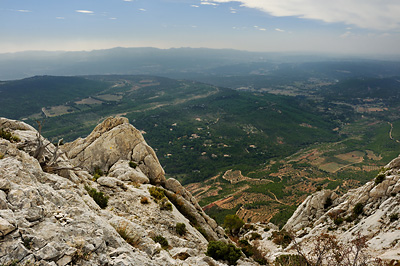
[1,47,400,81]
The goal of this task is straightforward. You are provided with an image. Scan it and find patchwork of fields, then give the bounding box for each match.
[1,74,400,227]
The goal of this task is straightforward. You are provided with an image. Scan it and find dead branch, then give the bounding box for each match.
[32,120,51,162]
[46,138,64,166]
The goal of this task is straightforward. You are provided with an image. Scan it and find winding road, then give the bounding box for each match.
[388,122,400,143]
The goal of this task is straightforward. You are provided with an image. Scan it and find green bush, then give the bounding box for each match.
[375,173,385,185]
[0,153,4,160]
[353,203,364,216]
[152,235,169,249]
[334,217,344,226]
[22,237,33,250]
[249,232,262,240]
[345,215,355,223]
[129,161,137,168]
[148,186,165,201]
[176,223,187,236]
[324,197,333,209]
[85,185,109,209]
[238,239,253,257]
[206,241,242,265]
[390,213,398,222]
[0,128,20,143]
[254,257,268,265]
[93,167,104,181]
[159,197,173,211]
[224,214,244,236]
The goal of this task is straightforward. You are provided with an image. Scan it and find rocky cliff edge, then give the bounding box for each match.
[245,153,400,264]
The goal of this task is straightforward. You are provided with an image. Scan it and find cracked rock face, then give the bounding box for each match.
[283,189,338,232]
[1,117,255,266]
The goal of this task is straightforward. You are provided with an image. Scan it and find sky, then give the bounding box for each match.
[1,0,400,55]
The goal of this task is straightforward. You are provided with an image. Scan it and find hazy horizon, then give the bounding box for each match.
[1,0,400,55]
[2,46,400,62]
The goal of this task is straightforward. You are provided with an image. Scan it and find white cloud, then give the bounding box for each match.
[139,8,146,11]
[17,10,31,13]
[340,31,353,38]
[201,2,219,6]
[76,10,94,14]
[191,5,199,8]
[123,0,133,1]
[109,17,117,20]
[275,28,285,32]
[56,17,65,19]
[259,28,266,31]
[231,11,236,13]
[204,0,400,31]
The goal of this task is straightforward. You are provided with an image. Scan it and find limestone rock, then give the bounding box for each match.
[108,160,150,184]
[0,117,35,132]
[283,189,337,232]
[97,176,124,188]
[63,117,166,185]
[0,117,231,266]
[258,153,400,264]
[0,178,11,191]
[0,217,15,236]
[109,216,144,245]
[166,178,199,207]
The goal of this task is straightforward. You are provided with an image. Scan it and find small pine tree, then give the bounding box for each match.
[224,214,244,236]
[176,223,186,236]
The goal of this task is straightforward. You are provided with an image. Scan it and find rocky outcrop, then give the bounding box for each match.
[62,117,165,185]
[108,160,150,184]
[1,117,256,266]
[283,189,338,232]
[256,154,400,263]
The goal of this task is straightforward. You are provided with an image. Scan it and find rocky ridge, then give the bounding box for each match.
[0,117,254,266]
[243,155,400,264]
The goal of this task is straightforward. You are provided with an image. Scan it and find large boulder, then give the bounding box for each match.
[62,117,166,185]
[108,160,150,184]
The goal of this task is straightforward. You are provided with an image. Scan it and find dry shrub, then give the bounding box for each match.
[70,238,91,264]
[116,223,139,247]
[272,230,292,248]
[140,196,149,204]
[292,232,386,266]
